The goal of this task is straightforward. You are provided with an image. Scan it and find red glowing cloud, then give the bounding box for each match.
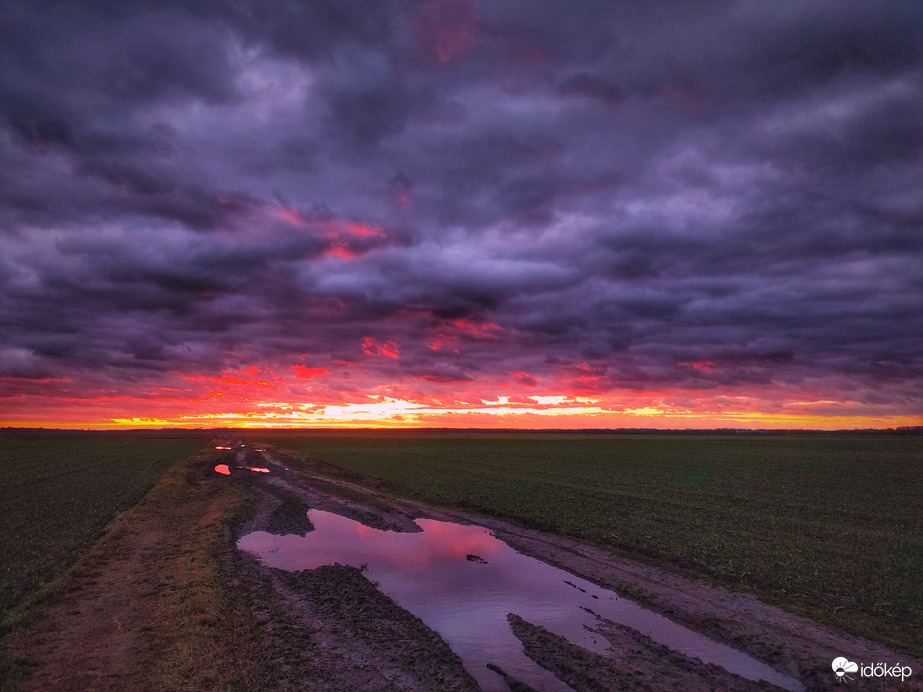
[450,318,500,339]
[269,206,309,228]
[267,206,388,260]
[510,371,538,387]
[362,337,400,359]
[292,366,328,380]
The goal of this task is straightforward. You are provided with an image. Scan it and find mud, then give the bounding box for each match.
[508,613,776,691]
[222,541,481,690]
[486,663,539,692]
[222,453,478,691]
[277,565,478,690]
[263,494,314,536]
[250,449,922,691]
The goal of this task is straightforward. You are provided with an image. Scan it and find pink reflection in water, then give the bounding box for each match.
[214,464,230,475]
[239,510,802,692]
[248,467,270,473]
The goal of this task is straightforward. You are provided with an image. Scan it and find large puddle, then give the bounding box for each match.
[238,510,802,692]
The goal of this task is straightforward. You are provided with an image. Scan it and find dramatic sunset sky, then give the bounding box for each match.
[1,1,921,429]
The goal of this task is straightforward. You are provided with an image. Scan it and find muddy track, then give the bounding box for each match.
[241,448,922,691]
[224,489,478,689]
[507,613,769,691]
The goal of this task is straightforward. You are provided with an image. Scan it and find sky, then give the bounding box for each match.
[1,1,922,429]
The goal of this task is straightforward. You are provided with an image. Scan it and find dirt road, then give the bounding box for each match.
[3,444,920,691]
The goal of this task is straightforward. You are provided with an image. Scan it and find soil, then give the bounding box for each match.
[508,612,772,691]
[252,449,923,691]
[3,444,921,691]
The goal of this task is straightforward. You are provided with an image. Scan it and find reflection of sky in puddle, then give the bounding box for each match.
[239,510,802,692]
[215,464,269,475]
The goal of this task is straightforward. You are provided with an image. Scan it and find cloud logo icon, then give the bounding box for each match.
[832,657,859,681]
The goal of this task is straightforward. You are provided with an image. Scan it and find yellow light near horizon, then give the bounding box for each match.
[107,417,175,427]
[7,392,917,431]
[530,395,567,405]
[622,407,664,416]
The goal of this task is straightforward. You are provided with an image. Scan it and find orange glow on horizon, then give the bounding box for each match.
[4,394,919,431]
[3,368,920,431]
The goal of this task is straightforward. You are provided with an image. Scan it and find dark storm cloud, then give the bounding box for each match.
[1,0,921,417]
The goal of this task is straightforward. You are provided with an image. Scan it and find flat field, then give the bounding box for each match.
[262,431,923,656]
[2,429,919,689]
[0,431,206,620]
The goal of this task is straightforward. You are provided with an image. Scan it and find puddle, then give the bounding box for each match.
[216,464,269,475]
[239,510,802,692]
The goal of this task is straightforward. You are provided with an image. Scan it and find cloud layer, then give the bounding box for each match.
[2,1,921,427]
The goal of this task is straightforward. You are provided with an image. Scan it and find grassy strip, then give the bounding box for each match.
[0,446,260,690]
[147,457,258,691]
[262,432,923,657]
[0,431,207,621]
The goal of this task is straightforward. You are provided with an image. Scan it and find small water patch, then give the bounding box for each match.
[216,464,269,475]
[239,510,802,692]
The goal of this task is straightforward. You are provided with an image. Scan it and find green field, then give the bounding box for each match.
[262,431,923,656]
[0,431,206,621]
